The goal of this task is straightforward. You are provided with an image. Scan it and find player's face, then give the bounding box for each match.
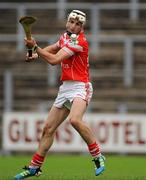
[66,18,83,35]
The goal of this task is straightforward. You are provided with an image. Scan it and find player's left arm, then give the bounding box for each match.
[36,46,71,65]
[43,43,60,54]
[25,38,72,65]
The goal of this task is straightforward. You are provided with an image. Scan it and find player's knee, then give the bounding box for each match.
[42,123,55,137]
[70,117,81,129]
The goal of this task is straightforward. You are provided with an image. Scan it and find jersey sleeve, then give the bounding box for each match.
[63,38,84,55]
[56,41,60,48]
[57,33,86,56]
[55,33,65,48]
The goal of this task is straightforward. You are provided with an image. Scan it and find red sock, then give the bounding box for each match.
[29,153,45,168]
[88,142,101,159]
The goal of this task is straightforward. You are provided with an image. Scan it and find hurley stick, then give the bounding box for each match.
[19,16,37,57]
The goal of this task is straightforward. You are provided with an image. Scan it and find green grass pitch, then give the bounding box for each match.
[0,154,145,180]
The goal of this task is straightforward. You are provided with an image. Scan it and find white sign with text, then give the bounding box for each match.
[2,112,146,153]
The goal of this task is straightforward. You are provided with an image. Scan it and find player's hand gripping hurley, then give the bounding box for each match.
[19,16,37,58]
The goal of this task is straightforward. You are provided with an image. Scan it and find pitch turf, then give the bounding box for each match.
[0,154,145,180]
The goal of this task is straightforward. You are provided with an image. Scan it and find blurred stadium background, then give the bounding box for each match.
[0,0,146,179]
